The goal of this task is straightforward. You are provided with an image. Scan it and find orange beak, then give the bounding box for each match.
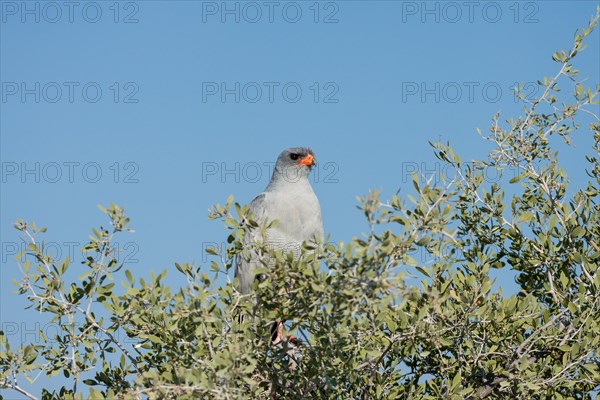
[297,153,315,166]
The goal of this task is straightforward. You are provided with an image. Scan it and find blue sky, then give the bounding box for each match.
[1,1,599,396]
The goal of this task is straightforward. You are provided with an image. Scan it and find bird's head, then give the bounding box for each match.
[273,147,316,182]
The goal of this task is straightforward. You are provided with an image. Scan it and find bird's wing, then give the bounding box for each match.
[234,193,268,294]
[247,193,268,224]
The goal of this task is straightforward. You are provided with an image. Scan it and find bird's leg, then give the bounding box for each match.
[271,320,300,345]
[271,306,285,344]
[271,320,284,344]
[271,306,298,344]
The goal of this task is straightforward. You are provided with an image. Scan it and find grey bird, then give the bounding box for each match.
[235,147,324,294]
[234,147,324,341]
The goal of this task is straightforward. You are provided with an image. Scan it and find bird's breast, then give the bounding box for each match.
[264,189,323,248]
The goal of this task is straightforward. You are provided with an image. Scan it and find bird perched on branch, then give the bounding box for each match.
[234,147,324,344]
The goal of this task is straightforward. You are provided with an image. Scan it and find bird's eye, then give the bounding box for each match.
[290,153,299,160]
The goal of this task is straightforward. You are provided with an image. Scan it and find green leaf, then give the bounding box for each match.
[570,226,585,238]
[125,270,134,285]
[518,212,533,223]
[415,266,430,278]
[78,270,93,281]
[451,371,461,391]
[59,257,70,275]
